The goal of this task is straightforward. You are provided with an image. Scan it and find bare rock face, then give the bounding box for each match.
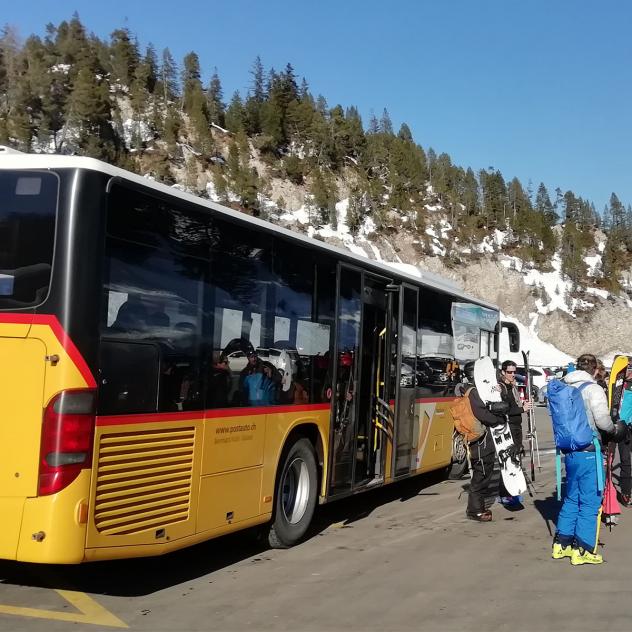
[539,302,632,358]
[417,257,535,322]
[415,253,632,359]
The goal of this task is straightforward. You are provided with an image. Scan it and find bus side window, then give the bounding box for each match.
[102,184,208,414]
[98,340,160,414]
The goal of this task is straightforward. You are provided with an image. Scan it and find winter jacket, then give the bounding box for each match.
[563,369,614,435]
[620,388,632,424]
[499,381,524,427]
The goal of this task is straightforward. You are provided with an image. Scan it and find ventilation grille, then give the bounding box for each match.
[94,427,195,536]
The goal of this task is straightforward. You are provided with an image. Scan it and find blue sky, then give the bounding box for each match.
[4,1,632,213]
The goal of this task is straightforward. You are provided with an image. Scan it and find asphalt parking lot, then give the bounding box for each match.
[1,407,629,632]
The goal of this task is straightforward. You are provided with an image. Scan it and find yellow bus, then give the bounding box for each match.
[0,151,519,563]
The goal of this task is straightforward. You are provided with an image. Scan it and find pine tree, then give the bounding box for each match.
[560,221,586,287]
[0,26,21,112]
[397,122,413,142]
[159,48,178,103]
[66,63,116,159]
[109,28,139,90]
[553,187,564,221]
[380,108,393,135]
[299,77,309,100]
[367,111,379,134]
[427,147,437,184]
[310,168,337,227]
[244,55,265,135]
[479,169,507,228]
[181,52,211,154]
[206,67,225,127]
[54,13,90,73]
[608,192,626,230]
[181,52,202,112]
[211,164,229,203]
[563,191,578,223]
[225,90,245,133]
[535,182,557,225]
[130,58,151,150]
[462,168,480,217]
[163,104,181,155]
[143,44,158,94]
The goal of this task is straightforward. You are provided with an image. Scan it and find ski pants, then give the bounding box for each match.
[467,432,497,515]
[556,450,604,553]
[618,436,631,497]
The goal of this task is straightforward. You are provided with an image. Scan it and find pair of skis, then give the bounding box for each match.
[602,355,631,528]
[522,351,541,482]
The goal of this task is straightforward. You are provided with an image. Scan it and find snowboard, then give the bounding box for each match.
[474,357,526,497]
[608,355,630,420]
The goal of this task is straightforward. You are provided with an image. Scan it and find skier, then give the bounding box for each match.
[463,362,508,522]
[552,353,626,565]
[497,360,533,506]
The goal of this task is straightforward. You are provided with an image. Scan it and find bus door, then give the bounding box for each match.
[328,267,393,495]
[392,285,419,478]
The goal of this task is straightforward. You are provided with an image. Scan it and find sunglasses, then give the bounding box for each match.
[504,370,516,374]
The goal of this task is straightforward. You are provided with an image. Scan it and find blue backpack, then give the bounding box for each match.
[547,379,603,499]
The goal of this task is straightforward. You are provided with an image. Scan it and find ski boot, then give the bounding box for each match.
[466,510,492,522]
[551,542,573,560]
[570,547,603,566]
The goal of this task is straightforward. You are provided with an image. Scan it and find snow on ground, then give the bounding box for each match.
[494,229,507,246]
[586,287,609,300]
[121,118,153,148]
[584,253,602,276]
[500,256,524,273]
[474,235,495,254]
[523,254,574,315]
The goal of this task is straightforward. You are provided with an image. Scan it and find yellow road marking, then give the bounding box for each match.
[0,589,127,628]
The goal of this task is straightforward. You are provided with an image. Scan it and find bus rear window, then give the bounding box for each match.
[0,171,58,308]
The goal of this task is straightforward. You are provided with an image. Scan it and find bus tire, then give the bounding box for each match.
[268,437,318,549]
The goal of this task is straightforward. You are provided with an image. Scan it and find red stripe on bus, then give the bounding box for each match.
[415,397,457,403]
[96,403,332,426]
[0,313,97,388]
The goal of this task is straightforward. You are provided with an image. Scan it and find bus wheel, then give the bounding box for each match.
[268,437,317,548]
[448,431,468,479]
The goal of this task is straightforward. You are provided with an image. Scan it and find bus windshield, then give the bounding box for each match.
[0,171,58,309]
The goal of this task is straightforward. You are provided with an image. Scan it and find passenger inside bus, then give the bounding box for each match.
[239,351,278,406]
[110,296,148,333]
[206,353,232,408]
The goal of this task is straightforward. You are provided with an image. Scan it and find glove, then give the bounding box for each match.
[486,401,509,415]
[611,419,628,443]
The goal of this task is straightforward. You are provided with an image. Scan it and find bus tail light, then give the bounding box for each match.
[38,389,96,496]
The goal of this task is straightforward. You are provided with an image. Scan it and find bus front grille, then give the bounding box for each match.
[93,426,195,536]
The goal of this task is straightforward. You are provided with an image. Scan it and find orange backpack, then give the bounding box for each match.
[450,387,485,443]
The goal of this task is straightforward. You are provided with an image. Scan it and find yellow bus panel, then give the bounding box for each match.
[197,466,263,532]
[0,337,46,498]
[202,413,266,474]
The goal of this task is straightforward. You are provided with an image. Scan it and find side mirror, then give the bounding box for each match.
[502,321,520,352]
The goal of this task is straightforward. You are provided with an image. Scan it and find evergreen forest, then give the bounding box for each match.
[1,15,631,294]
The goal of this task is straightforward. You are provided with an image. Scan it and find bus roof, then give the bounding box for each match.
[0,150,497,311]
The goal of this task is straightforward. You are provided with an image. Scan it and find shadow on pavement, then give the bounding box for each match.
[0,469,449,598]
[533,493,562,536]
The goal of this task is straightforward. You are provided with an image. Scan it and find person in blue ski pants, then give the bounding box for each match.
[553,354,625,565]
